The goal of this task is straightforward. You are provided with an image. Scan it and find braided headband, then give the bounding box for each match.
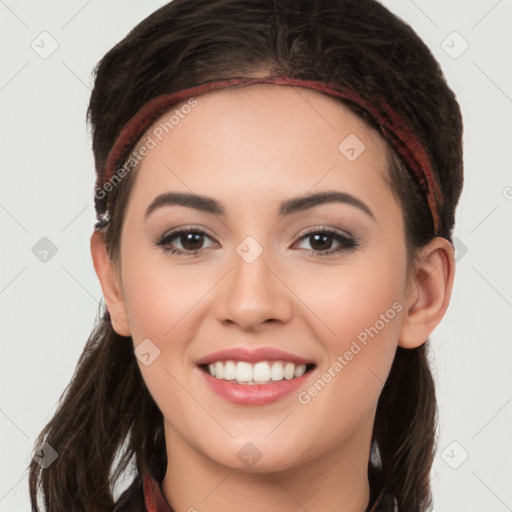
[96,75,443,234]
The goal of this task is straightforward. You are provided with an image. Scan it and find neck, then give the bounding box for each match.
[161,423,373,512]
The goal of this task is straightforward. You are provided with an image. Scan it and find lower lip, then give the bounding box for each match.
[199,367,314,405]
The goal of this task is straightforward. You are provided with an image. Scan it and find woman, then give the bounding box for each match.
[28,0,463,510]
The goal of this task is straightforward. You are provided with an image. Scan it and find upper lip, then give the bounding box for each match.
[196,347,315,366]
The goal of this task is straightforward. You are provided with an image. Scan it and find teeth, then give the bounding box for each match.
[294,364,306,377]
[236,361,253,382]
[253,361,271,381]
[283,362,295,380]
[270,361,284,381]
[224,360,236,380]
[204,360,310,384]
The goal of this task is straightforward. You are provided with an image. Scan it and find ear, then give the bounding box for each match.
[90,230,131,336]
[398,237,456,349]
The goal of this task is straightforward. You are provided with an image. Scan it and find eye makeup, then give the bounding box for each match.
[155,225,360,258]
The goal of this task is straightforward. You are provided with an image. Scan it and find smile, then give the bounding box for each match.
[196,346,317,404]
[200,360,316,385]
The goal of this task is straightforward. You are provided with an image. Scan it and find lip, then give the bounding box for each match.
[199,365,315,405]
[196,346,314,366]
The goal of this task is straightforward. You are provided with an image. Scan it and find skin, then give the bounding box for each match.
[91,85,455,512]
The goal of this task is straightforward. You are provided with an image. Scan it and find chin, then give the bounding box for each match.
[198,435,314,474]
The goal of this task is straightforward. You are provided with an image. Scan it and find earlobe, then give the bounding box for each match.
[398,237,456,349]
[90,231,131,337]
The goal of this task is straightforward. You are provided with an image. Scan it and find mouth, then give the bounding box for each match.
[196,346,317,405]
[198,360,317,385]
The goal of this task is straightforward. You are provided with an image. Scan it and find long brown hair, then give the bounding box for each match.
[28,0,463,510]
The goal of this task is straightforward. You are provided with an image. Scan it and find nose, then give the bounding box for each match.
[214,244,294,332]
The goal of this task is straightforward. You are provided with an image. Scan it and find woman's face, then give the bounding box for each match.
[116,85,413,472]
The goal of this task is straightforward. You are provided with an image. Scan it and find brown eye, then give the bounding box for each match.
[294,229,358,256]
[178,231,206,251]
[308,233,335,251]
[156,229,217,256]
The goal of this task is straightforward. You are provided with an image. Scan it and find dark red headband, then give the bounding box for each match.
[97,75,443,234]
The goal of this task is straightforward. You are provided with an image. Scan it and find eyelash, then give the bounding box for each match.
[155,226,359,257]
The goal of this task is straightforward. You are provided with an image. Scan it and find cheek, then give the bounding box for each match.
[291,263,405,446]
[292,251,406,395]
[295,255,405,343]
[121,248,208,341]
[120,252,208,417]
[120,250,215,399]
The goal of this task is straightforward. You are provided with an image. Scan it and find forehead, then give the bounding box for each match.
[164,83,383,144]
[127,84,391,209]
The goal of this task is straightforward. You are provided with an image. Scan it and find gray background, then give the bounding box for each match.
[1,0,511,510]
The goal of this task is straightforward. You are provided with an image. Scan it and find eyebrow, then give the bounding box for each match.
[144,191,375,221]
